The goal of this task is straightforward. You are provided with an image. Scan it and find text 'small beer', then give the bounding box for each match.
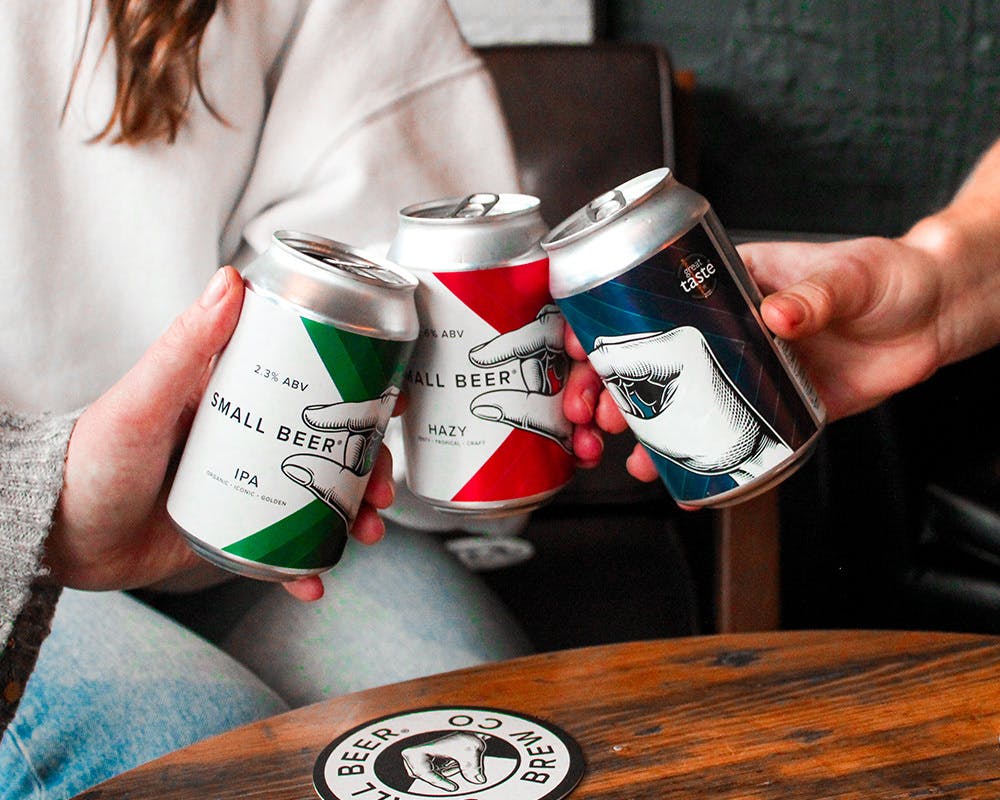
[167,232,418,579]
[542,169,826,507]
[388,193,574,516]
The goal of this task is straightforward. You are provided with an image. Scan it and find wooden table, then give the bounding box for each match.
[76,630,1000,799]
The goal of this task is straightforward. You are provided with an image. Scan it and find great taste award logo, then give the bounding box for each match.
[313,707,585,800]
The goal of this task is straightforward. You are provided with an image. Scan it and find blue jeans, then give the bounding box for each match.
[0,589,288,800]
[216,525,532,706]
[0,526,529,798]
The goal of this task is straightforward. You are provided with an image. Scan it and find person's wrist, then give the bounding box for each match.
[900,211,971,368]
[902,210,967,272]
[903,207,1000,369]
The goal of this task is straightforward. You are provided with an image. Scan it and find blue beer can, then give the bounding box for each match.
[541,168,826,507]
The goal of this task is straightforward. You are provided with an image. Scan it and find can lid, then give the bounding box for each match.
[242,231,419,341]
[402,192,538,221]
[541,168,670,250]
[541,168,709,298]
[273,230,418,291]
[443,193,501,218]
[388,193,547,270]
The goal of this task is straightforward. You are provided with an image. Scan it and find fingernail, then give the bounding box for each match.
[767,294,806,329]
[199,268,229,309]
[783,297,807,327]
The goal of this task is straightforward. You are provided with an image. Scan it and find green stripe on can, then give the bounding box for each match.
[301,318,413,401]
[223,500,347,570]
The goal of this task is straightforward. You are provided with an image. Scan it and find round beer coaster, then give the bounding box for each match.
[313,706,585,800]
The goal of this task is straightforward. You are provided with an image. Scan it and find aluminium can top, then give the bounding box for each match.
[541,168,709,299]
[387,193,548,271]
[243,230,419,341]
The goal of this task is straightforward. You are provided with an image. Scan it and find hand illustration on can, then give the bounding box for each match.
[588,327,793,484]
[467,304,573,451]
[280,387,398,522]
[400,731,488,792]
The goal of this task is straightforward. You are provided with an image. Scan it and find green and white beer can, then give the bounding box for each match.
[167,231,418,581]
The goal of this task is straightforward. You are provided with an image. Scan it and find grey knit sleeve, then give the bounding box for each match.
[0,408,79,735]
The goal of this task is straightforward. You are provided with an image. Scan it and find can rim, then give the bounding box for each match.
[272,230,418,291]
[541,167,671,250]
[397,193,541,223]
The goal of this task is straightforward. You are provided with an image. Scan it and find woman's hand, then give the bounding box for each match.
[44,267,395,602]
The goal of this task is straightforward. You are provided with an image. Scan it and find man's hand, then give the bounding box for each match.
[742,234,947,422]
[561,137,1000,486]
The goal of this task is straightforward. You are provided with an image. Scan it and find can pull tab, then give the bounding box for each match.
[447,193,500,218]
[586,189,627,222]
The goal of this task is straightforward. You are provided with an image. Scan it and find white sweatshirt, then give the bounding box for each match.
[0,2,524,727]
[0,0,520,415]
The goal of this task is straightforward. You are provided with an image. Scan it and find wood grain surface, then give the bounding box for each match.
[75,630,1000,799]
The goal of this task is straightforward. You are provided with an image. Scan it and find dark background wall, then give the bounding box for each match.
[461,2,997,639]
[600,2,1000,634]
[605,0,999,236]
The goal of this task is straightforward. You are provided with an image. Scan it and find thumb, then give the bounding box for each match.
[742,241,871,340]
[760,264,875,341]
[99,266,245,447]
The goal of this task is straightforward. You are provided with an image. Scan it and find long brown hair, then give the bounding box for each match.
[69,0,223,145]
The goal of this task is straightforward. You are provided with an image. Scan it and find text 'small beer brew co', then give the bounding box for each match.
[543,168,826,507]
[388,193,575,516]
[167,232,418,580]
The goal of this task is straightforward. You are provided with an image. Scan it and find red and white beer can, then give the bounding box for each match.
[387,193,574,517]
